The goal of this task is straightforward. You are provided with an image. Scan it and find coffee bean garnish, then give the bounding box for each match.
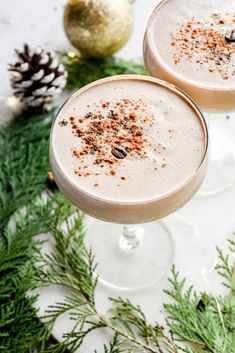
[108,110,116,119]
[225,28,235,44]
[111,146,127,159]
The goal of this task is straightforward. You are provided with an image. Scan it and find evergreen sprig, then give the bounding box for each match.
[0,109,55,228]
[97,333,123,353]
[33,210,235,353]
[164,243,235,353]
[33,209,178,353]
[0,197,57,352]
[216,238,235,293]
[60,53,148,91]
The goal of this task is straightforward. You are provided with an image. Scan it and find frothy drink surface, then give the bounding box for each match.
[150,0,235,88]
[51,78,206,202]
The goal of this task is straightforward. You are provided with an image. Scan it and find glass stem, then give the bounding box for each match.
[119,225,144,252]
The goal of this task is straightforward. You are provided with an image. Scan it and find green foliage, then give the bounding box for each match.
[216,238,235,294]
[33,203,104,353]
[0,107,55,352]
[0,199,56,352]
[98,334,123,353]
[164,248,235,353]
[108,297,178,353]
[33,208,178,353]
[33,211,235,353]
[0,109,55,228]
[61,53,148,91]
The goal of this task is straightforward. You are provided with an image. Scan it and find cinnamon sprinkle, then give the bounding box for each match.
[58,98,173,183]
[170,13,235,79]
[67,98,156,179]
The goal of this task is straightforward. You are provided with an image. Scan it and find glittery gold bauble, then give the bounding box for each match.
[64,0,134,58]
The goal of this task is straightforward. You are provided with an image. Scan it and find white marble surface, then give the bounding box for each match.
[1,0,235,351]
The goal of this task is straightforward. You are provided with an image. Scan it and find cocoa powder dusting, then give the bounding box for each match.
[170,13,235,79]
[68,98,158,180]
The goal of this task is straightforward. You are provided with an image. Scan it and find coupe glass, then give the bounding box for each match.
[50,75,208,290]
[143,0,235,196]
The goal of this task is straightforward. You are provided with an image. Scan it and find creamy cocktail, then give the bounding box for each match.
[144,0,235,195]
[50,75,207,223]
[50,75,208,289]
[144,0,235,112]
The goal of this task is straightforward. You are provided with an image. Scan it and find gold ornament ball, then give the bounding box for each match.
[64,0,134,58]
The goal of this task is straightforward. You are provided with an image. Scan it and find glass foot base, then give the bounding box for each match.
[84,219,174,291]
[197,126,235,197]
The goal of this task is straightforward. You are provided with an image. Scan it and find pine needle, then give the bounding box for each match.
[60,53,148,91]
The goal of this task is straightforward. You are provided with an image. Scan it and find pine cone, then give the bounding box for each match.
[8,44,67,111]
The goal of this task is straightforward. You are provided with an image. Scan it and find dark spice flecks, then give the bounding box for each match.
[68,98,156,179]
[59,119,68,126]
[170,13,235,80]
